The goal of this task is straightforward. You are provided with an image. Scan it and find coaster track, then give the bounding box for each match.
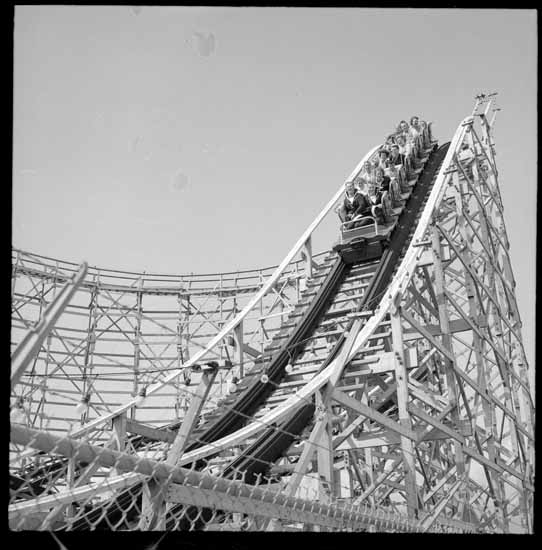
[10,96,534,532]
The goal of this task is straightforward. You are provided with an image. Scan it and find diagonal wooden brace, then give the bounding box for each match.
[137,364,218,530]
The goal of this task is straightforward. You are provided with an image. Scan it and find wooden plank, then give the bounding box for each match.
[390,304,418,518]
[421,477,464,532]
[125,419,176,444]
[138,366,219,530]
[353,457,402,504]
[332,389,418,442]
[400,309,456,362]
[403,318,474,342]
[285,316,366,500]
[407,404,466,445]
[422,466,457,505]
[336,422,472,451]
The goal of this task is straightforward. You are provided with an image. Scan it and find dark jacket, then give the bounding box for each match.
[343,192,368,218]
[389,152,405,166]
[363,191,383,215]
[376,176,391,193]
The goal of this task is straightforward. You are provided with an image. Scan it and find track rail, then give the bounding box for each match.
[209,142,449,488]
[66,130,444,530]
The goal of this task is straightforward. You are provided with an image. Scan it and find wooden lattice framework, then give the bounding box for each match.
[10,95,534,533]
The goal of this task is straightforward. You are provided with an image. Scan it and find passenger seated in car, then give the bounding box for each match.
[356,176,368,195]
[338,181,368,229]
[386,163,400,184]
[397,120,410,138]
[395,134,411,157]
[377,148,391,170]
[375,167,391,193]
[361,161,373,180]
[408,132,421,158]
[388,173,404,208]
[363,180,384,224]
[419,120,431,147]
[409,116,422,140]
[389,144,405,167]
[352,178,374,228]
[384,134,397,150]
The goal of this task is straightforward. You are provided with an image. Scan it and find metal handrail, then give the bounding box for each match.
[340,216,378,235]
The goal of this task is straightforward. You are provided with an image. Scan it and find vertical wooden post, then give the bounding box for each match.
[430,223,469,520]
[176,286,184,419]
[132,277,143,421]
[302,236,313,281]
[112,412,127,476]
[137,365,218,530]
[390,299,418,519]
[233,321,244,379]
[66,457,75,519]
[167,367,218,460]
[315,390,334,506]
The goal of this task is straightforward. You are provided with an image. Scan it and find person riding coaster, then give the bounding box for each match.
[361,179,393,226]
[337,180,370,230]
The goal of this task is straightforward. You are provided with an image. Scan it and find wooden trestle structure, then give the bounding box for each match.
[10,95,534,533]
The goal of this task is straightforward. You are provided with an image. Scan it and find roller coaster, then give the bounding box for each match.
[10,94,534,533]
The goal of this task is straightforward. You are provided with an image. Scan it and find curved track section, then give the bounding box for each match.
[10,101,534,533]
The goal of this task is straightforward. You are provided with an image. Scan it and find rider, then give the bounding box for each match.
[337,180,368,229]
[375,167,391,193]
[364,180,384,224]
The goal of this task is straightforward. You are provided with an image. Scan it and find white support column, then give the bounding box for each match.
[233,321,244,379]
[112,412,127,476]
[302,236,313,281]
[132,278,143,421]
[138,365,219,530]
[390,298,418,519]
[315,390,334,505]
[11,262,88,388]
[430,223,467,519]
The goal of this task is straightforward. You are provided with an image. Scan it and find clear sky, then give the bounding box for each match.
[13,7,536,374]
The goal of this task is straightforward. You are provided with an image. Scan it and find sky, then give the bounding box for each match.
[13,7,536,374]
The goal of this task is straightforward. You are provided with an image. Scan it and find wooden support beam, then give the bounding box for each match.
[408,404,465,446]
[400,309,455,363]
[315,391,335,508]
[302,236,313,280]
[11,262,88,389]
[332,389,417,442]
[406,280,440,320]
[138,365,218,530]
[390,302,418,518]
[402,318,479,342]
[233,322,244,378]
[421,477,464,532]
[283,410,328,499]
[112,412,127,476]
[242,342,262,358]
[353,457,402,504]
[422,465,457,505]
[284,317,365,501]
[336,421,472,450]
[125,419,176,444]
